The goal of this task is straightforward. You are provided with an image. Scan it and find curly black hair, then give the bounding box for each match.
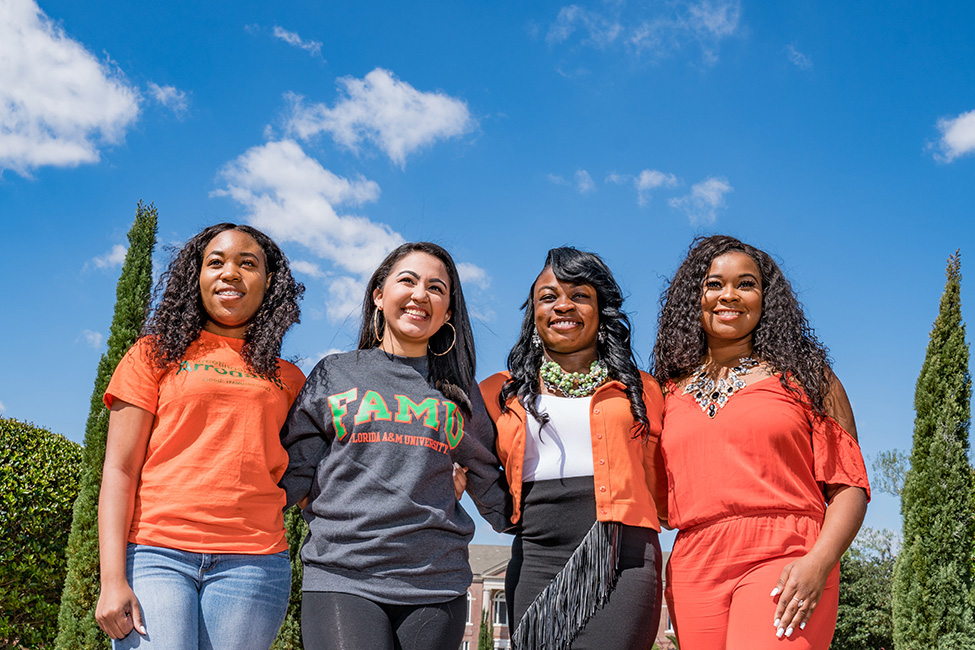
[651,235,832,416]
[142,223,304,377]
[357,242,478,417]
[500,247,651,438]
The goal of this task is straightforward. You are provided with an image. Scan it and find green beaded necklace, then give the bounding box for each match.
[540,359,609,397]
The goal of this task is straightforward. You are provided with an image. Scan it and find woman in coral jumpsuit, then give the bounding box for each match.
[652,235,869,649]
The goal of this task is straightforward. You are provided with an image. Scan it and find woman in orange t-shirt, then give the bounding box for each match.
[95,224,305,650]
[652,235,869,650]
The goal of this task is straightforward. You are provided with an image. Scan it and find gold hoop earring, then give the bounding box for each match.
[430,321,456,357]
[373,308,385,344]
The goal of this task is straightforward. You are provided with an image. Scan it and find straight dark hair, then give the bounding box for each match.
[357,242,477,416]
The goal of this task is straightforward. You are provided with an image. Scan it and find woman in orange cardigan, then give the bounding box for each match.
[481,247,667,650]
[653,235,869,649]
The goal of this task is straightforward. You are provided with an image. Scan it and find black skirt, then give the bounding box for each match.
[506,476,662,650]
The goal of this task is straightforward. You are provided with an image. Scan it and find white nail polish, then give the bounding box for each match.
[776,627,784,638]
[774,618,780,627]
[800,622,806,630]
[770,587,780,597]
[786,627,794,637]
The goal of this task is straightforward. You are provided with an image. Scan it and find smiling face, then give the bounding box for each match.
[533,266,600,364]
[199,229,272,339]
[373,251,452,357]
[700,251,763,348]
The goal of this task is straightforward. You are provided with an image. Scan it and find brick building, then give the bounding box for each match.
[462,544,676,650]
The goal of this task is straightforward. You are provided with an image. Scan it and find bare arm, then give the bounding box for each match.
[95,400,153,640]
[770,375,868,638]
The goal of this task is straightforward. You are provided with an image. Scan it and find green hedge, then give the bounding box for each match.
[1,418,83,648]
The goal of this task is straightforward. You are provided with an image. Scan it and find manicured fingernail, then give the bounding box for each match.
[776,627,784,638]
[786,626,794,637]
[770,587,780,597]
[774,618,780,627]
[800,622,806,630]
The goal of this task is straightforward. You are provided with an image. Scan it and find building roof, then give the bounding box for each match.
[469,544,511,578]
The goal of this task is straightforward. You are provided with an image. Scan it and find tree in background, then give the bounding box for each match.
[272,507,308,650]
[56,202,158,650]
[1,418,83,648]
[891,252,975,649]
[832,528,896,650]
[478,607,494,650]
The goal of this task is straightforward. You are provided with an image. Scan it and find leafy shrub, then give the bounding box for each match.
[272,506,308,650]
[1,417,83,648]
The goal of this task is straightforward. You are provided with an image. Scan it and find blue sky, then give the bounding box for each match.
[2,0,974,547]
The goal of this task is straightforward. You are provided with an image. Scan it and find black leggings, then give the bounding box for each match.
[301,591,467,650]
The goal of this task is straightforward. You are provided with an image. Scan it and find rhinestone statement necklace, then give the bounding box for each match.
[682,357,759,418]
[540,359,609,397]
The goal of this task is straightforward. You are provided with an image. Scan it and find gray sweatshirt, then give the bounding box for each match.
[279,348,511,604]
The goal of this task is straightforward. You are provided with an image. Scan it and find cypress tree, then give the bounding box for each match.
[892,252,975,649]
[56,202,157,649]
[478,607,494,650]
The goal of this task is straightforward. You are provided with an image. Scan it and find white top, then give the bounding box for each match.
[523,394,595,481]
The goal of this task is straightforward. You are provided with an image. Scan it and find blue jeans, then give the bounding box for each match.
[114,544,291,650]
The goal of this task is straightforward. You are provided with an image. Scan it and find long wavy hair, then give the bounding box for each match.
[357,242,477,417]
[500,247,651,438]
[142,223,304,377]
[652,235,832,416]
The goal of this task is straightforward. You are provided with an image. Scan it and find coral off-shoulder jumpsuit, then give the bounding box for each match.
[660,377,870,650]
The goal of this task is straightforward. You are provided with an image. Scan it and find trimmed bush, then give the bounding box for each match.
[1,417,83,648]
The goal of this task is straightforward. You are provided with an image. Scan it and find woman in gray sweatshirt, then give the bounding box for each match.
[280,242,510,650]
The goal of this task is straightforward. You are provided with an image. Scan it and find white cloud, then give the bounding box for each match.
[0,400,5,413]
[325,275,367,323]
[291,260,327,279]
[273,26,324,58]
[92,244,127,269]
[786,44,813,70]
[635,169,679,206]
[605,172,628,185]
[215,139,399,279]
[687,0,741,38]
[80,329,104,349]
[669,176,733,224]
[286,68,474,167]
[457,262,491,290]
[214,139,407,322]
[548,170,596,194]
[575,169,596,194]
[547,5,623,47]
[547,0,742,64]
[0,0,141,175]
[148,82,189,117]
[933,110,975,162]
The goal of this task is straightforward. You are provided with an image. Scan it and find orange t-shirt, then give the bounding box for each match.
[104,331,305,554]
[661,376,870,530]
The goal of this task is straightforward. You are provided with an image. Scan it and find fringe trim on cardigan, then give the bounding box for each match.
[511,520,622,650]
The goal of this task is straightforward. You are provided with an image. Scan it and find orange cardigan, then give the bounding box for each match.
[479,371,668,529]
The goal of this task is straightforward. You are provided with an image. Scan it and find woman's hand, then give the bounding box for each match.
[771,484,868,638]
[770,551,833,638]
[95,580,146,639]
[453,463,468,500]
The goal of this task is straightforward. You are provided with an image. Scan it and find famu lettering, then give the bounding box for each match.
[326,388,465,448]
